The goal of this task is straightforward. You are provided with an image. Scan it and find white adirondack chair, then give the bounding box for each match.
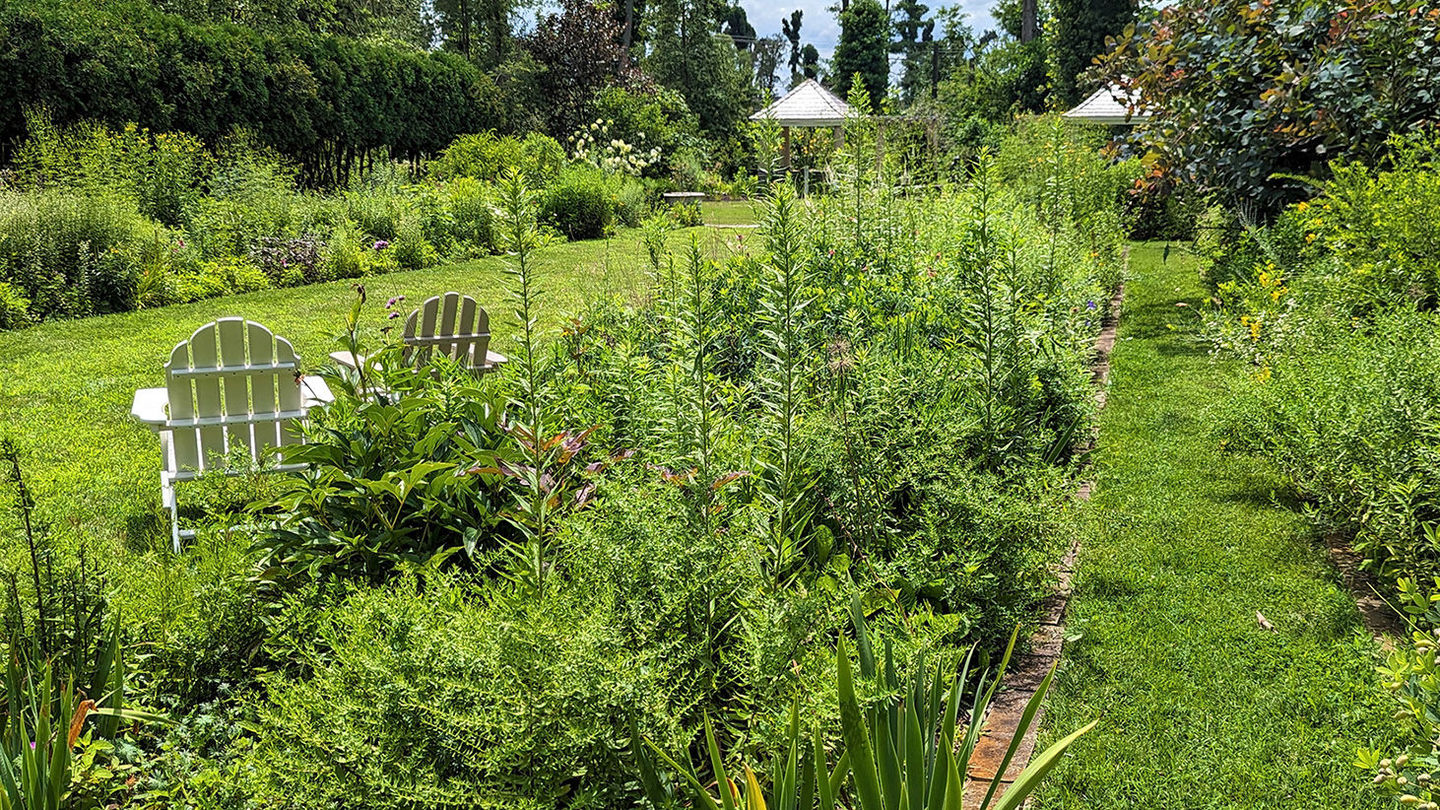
[130,318,333,550]
[330,292,507,377]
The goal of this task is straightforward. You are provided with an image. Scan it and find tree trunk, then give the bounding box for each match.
[1021,0,1037,42]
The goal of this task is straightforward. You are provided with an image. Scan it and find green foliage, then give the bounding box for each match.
[0,0,506,188]
[0,284,28,329]
[254,347,511,591]
[645,0,750,137]
[1100,0,1440,211]
[428,131,566,188]
[830,0,891,111]
[248,575,691,809]
[643,599,1096,810]
[0,188,160,321]
[1049,0,1135,106]
[592,85,699,175]
[540,165,616,241]
[1207,140,1440,590]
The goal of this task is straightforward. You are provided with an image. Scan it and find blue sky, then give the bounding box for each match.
[738,0,998,67]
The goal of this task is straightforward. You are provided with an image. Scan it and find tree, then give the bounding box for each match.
[800,44,819,80]
[782,9,803,71]
[891,0,934,104]
[753,35,783,96]
[645,0,748,136]
[1099,0,1440,211]
[1051,0,1135,105]
[434,0,515,68]
[719,3,755,49]
[525,0,639,137]
[830,0,889,108]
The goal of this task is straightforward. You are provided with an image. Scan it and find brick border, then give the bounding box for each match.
[962,279,1125,809]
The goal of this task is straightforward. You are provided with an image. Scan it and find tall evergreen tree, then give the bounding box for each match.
[645,0,749,135]
[782,10,803,75]
[830,0,889,108]
[435,0,515,69]
[1051,0,1136,105]
[891,0,933,103]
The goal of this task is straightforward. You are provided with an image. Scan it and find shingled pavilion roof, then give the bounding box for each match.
[1062,84,1150,126]
[750,79,852,128]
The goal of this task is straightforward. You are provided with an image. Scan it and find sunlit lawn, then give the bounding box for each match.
[0,203,756,561]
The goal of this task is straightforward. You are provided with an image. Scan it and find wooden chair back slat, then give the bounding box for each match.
[166,341,200,473]
[188,323,224,472]
[248,321,279,453]
[163,319,308,471]
[273,333,302,446]
[436,292,460,360]
[216,319,250,461]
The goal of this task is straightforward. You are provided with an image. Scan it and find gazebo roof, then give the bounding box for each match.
[750,79,851,128]
[1062,84,1150,126]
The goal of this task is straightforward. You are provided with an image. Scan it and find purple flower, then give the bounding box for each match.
[386,297,398,309]
[373,240,390,251]
[388,311,400,320]
[1086,300,1097,310]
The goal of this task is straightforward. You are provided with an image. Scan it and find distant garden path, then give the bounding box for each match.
[1033,244,1397,809]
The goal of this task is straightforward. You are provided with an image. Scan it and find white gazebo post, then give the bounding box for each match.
[750,79,853,180]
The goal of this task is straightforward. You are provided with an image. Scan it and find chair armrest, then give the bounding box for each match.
[130,388,169,428]
[485,350,508,367]
[300,376,334,408]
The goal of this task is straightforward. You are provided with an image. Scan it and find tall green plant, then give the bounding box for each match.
[495,170,556,596]
[757,184,816,587]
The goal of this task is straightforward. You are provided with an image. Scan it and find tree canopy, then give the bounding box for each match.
[1099,0,1440,211]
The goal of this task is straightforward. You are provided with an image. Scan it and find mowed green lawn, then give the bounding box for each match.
[1033,244,1396,809]
[0,202,756,559]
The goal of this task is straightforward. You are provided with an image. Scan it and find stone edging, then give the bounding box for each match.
[961,278,1126,810]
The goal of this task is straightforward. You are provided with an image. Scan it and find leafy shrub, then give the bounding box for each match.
[590,84,698,176]
[248,575,692,810]
[319,220,385,280]
[0,189,157,320]
[247,234,323,285]
[540,165,614,240]
[1099,0,1440,212]
[1207,143,1440,589]
[392,215,437,271]
[1217,308,1440,587]
[0,282,30,328]
[170,258,270,304]
[12,112,214,227]
[429,131,566,187]
[253,359,512,591]
[612,175,649,228]
[0,0,506,187]
[437,175,495,252]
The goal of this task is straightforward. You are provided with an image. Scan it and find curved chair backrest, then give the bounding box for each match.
[400,292,491,370]
[164,318,303,477]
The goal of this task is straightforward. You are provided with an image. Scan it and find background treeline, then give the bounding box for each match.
[0,0,509,187]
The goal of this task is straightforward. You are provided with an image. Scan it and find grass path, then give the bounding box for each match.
[0,203,754,555]
[1034,244,1396,809]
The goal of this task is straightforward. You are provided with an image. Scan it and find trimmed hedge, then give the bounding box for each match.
[0,0,510,187]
